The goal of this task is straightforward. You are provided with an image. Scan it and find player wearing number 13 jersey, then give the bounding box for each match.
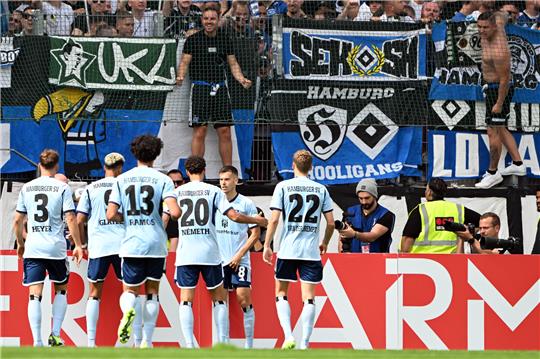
[107,135,181,348]
[263,150,335,350]
[175,156,267,348]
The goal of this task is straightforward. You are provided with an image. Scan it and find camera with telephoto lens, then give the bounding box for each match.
[480,236,522,253]
[335,212,353,252]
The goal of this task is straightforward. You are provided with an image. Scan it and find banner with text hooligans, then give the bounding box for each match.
[280,18,427,81]
[1,252,539,349]
[48,36,177,90]
[429,22,540,102]
[428,130,540,180]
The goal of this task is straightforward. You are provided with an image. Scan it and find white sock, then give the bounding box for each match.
[300,300,316,349]
[243,305,255,349]
[28,296,42,346]
[213,301,228,343]
[86,297,100,347]
[52,291,67,337]
[133,296,143,347]
[119,291,137,314]
[142,295,159,347]
[276,296,292,340]
[179,301,194,348]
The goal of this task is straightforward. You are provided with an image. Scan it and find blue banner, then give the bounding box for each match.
[428,130,540,180]
[280,18,427,81]
[429,22,540,103]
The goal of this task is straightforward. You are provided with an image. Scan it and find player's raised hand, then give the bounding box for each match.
[72,246,84,266]
[263,246,273,265]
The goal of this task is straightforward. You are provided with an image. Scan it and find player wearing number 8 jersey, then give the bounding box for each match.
[106,135,181,348]
[14,149,84,347]
[76,152,125,347]
[263,149,335,350]
[175,156,267,348]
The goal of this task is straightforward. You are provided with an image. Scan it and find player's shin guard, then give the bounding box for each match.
[242,304,255,349]
[179,301,195,348]
[28,295,43,347]
[133,295,143,347]
[86,297,100,347]
[213,300,228,343]
[52,290,67,337]
[142,294,159,347]
[275,296,293,340]
[300,299,316,349]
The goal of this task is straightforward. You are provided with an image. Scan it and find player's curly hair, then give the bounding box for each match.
[39,149,59,170]
[293,149,312,174]
[185,155,206,175]
[130,135,163,163]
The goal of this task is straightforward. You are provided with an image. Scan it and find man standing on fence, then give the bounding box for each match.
[176,3,252,167]
[475,11,526,189]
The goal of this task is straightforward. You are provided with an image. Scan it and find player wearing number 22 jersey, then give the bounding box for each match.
[107,135,181,348]
[175,156,267,348]
[264,149,335,350]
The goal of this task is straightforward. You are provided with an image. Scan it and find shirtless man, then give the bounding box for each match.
[475,11,526,189]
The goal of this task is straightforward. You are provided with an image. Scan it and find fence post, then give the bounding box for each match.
[32,9,45,35]
[153,11,164,37]
[272,15,283,77]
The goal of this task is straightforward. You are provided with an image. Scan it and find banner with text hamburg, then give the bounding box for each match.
[429,22,540,103]
[48,36,177,91]
[268,80,423,184]
[279,18,427,81]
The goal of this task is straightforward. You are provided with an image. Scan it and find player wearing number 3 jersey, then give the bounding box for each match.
[14,149,84,347]
[174,156,267,348]
[263,150,335,350]
[107,135,181,348]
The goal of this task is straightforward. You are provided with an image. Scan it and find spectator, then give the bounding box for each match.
[400,178,480,254]
[252,2,273,77]
[517,0,539,27]
[124,0,172,36]
[95,23,117,36]
[354,0,381,21]
[451,0,480,22]
[403,4,416,19]
[165,0,202,39]
[499,1,520,24]
[286,0,307,19]
[41,0,75,36]
[409,0,423,20]
[164,169,184,252]
[115,9,134,36]
[20,7,35,36]
[337,179,395,253]
[421,1,441,23]
[72,0,114,36]
[337,0,359,20]
[6,10,23,36]
[376,1,414,22]
[176,3,252,166]
[314,4,335,19]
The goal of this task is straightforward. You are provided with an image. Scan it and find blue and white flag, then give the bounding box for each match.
[429,22,540,103]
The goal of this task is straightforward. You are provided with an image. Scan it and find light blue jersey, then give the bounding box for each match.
[270,176,333,261]
[216,193,258,268]
[109,166,176,258]
[77,177,125,259]
[175,181,233,266]
[16,176,75,259]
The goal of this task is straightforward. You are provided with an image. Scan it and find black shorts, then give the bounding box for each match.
[190,82,233,128]
[483,83,514,126]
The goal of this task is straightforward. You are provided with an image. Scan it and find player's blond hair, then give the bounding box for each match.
[293,149,312,174]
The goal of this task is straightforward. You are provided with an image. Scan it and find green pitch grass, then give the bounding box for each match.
[1,346,538,359]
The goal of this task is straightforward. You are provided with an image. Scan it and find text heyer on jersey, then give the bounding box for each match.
[31,225,52,232]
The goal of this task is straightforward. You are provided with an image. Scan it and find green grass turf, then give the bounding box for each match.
[1,347,538,359]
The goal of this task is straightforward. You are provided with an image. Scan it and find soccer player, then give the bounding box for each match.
[263,149,335,350]
[13,149,84,347]
[175,156,267,348]
[76,152,126,347]
[106,135,181,348]
[216,165,260,348]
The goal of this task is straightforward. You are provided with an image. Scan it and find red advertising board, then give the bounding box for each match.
[1,251,539,350]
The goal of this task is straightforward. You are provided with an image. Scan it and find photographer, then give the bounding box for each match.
[400,178,480,254]
[337,179,395,253]
[456,212,502,254]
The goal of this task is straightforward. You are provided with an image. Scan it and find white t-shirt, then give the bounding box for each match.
[77,177,125,259]
[42,1,74,36]
[16,176,75,259]
[133,11,155,37]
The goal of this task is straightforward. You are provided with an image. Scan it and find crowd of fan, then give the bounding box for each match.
[3,1,540,38]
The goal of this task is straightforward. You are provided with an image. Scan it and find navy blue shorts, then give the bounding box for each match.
[87,255,122,282]
[223,264,251,290]
[175,264,223,289]
[23,258,70,286]
[275,259,323,284]
[121,257,165,286]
